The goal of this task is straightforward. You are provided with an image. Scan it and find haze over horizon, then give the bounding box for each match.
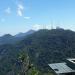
[0,0,75,35]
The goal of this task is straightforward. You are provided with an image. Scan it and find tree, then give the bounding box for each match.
[17,51,34,75]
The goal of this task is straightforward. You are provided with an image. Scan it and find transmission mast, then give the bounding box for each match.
[51,20,53,29]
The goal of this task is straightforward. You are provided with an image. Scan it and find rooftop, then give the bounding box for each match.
[67,58,75,64]
[49,62,75,74]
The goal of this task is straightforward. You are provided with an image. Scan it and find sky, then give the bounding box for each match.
[0,0,75,35]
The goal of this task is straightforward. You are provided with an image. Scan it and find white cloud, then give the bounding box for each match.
[32,24,43,30]
[17,4,24,16]
[24,17,31,19]
[18,4,24,10]
[5,7,11,14]
[17,9,22,16]
[32,24,52,30]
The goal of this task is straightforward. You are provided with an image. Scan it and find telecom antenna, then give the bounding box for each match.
[51,20,53,29]
[42,24,46,29]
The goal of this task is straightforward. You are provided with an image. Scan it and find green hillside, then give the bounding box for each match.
[0,29,75,75]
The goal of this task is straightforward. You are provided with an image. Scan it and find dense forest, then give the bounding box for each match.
[0,29,75,75]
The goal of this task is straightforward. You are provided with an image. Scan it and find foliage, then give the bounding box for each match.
[0,29,75,74]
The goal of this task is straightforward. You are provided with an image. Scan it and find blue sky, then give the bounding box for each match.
[0,0,75,35]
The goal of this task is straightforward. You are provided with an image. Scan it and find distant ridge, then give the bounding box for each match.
[15,30,35,37]
[0,30,35,45]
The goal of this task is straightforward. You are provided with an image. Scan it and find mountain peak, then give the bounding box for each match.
[2,34,13,38]
[15,30,35,37]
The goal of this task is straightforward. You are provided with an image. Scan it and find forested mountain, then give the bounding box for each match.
[0,30,35,45]
[0,29,75,75]
[18,29,75,70]
[15,30,35,37]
